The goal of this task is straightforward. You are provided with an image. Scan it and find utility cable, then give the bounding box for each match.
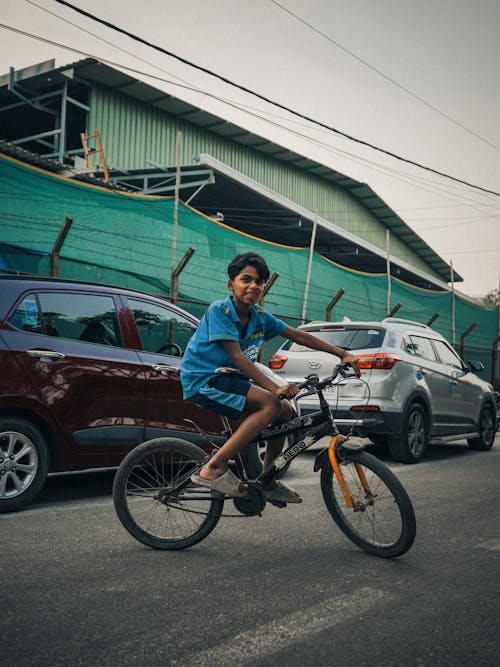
[270,0,500,154]
[2,18,499,211]
[51,0,500,198]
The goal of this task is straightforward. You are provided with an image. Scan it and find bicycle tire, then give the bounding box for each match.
[113,437,224,550]
[320,450,416,558]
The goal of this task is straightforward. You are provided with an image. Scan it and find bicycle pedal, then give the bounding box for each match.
[340,437,369,452]
[267,499,287,508]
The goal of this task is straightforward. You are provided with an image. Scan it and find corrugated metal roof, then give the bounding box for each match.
[0,57,459,283]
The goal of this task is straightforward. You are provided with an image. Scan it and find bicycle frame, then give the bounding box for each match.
[114,363,416,556]
[217,380,365,508]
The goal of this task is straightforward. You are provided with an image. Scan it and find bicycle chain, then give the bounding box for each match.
[163,500,255,519]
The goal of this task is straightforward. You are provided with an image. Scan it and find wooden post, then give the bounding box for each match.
[51,216,73,277]
[94,128,110,183]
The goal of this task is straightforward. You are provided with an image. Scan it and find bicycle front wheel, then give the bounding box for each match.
[320,450,416,558]
[113,437,224,550]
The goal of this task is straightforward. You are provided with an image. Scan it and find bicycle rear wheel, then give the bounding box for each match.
[320,450,416,558]
[113,437,224,550]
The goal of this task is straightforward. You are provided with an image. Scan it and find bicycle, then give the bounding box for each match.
[113,363,416,558]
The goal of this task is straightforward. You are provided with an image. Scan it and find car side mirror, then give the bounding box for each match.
[466,360,484,373]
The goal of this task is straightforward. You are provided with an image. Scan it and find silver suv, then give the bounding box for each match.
[269,318,498,463]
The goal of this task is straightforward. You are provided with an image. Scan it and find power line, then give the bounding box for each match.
[2,18,499,214]
[270,0,500,154]
[50,0,500,199]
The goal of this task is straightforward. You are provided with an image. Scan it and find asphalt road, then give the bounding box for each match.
[2,435,500,667]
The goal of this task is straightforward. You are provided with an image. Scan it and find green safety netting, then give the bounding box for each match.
[1,153,498,379]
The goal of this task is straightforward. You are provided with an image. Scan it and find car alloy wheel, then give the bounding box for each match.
[468,406,496,451]
[388,402,428,464]
[0,418,50,513]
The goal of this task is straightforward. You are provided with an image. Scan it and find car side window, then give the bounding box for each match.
[432,339,463,370]
[406,335,437,362]
[8,293,44,333]
[8,291,122,346]
[127,298,197,356]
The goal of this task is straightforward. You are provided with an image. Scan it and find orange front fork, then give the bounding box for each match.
[328,434,370,508]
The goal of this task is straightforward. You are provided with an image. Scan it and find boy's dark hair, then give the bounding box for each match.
[227,252,270,281]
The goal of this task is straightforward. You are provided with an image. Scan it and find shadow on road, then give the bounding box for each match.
[34,468,116,506]
[32,435,498,509]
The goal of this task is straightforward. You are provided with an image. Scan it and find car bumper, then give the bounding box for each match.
[298,406,403,438]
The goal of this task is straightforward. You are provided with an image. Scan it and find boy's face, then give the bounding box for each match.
[228,264,266,307]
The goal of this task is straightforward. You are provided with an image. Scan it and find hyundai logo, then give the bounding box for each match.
[308,360,321,369]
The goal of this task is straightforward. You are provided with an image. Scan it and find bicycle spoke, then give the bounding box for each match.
[321,451,415,557]
[113,438,224,549]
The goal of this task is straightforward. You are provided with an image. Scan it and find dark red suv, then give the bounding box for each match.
[0,275,233,512]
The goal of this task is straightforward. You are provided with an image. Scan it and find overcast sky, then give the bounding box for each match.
[1,0,499,298]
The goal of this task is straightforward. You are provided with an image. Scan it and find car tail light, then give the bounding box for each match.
[357,353,401,370]
[269,354,288,369]
[351,405,381,412]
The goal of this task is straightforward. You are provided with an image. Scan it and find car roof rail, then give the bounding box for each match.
[382,317,430,329]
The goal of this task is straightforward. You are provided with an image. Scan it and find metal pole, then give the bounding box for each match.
[259,272,279,306]
[170,247,195,305]
[386,230,391,316]
[325,289,345,321]
[58,79,68,164]
[426,313,439,327]
[51,216,73,277]
[387,303,402,318]
[459,322,477,360]
[170,130,182,298]
[450,261,456,346]
[498,273,500,333]
[301,210,318,324]
[492,334,500,387]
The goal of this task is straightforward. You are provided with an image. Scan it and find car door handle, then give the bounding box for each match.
[151,364,178,373]
[27,349,66,359]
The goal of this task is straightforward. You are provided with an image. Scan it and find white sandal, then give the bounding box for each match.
[191,468,246,497]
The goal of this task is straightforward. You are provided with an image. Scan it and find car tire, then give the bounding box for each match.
[388,402,429,464]
[239,435,295,480]
[467,405,496,451]
[0,417,50,513]
[368,435,389,449]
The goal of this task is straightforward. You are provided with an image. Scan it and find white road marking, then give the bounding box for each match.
[178,586,391,667]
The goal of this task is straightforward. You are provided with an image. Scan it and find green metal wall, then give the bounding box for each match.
[1,152,498,382]
[88,84,439,279]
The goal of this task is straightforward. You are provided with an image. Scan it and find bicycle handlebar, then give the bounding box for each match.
[215,363,357,401]
[278,362,357,401]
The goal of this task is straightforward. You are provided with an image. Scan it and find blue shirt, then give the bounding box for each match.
[180,296,287,399]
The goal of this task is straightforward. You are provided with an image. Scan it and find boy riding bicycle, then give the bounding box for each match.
[180,252,360,504]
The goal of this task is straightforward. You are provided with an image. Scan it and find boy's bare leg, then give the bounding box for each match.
[261,400,296,489]
[198,385,282,482]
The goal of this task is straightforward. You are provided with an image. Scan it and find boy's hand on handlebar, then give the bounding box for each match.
[341,353,361,378]
[275,383,300,400]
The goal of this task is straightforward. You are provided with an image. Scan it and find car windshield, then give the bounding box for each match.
[282,326,386,352]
